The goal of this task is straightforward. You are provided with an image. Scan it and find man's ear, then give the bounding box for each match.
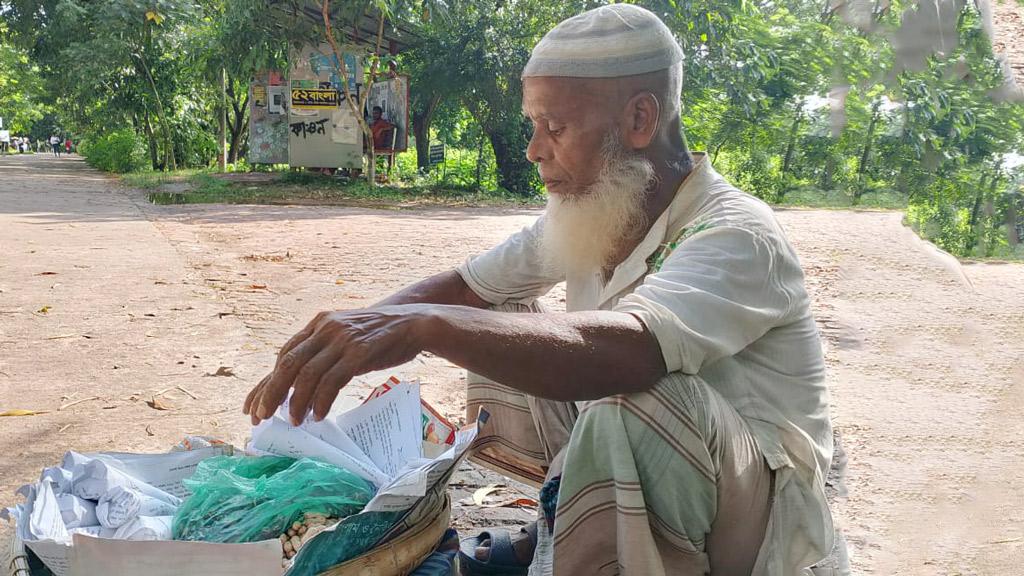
[623,92,660,150]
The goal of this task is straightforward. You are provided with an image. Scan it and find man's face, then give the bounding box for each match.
[522,77,619,197]
[372,109,382,121]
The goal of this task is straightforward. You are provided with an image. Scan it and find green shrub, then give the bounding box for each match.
[81,129,148,173]
[171,116,217,169]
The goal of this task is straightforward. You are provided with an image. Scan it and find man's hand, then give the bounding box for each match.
[243,306,429,426]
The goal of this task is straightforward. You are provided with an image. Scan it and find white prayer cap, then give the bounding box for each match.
[522,4,684,79]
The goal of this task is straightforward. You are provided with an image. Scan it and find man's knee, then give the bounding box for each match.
[577,373,718,450]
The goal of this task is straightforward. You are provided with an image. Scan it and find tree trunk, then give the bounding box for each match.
[229,121,247,164]
[983,173,1002,256]
[218,67,227,171]
[853,104,880,204]
[781,108,803,175]
[226,80,249,164]
[822,152,835,191]
[965,174,988,254]
[1007,193,1020,247]
[135,54,176,171]
[486,126,534,197]
[412,93,441,172]
[777,108,804,202]
[142,111,159,170]
[475,131,484,187]
[136,23,175,171]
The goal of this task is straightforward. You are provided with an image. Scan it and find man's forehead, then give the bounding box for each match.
[521,77,617,117]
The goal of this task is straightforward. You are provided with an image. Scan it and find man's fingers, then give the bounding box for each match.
[276,328,314,368]
[243,374,271,415]
[312,363,354,422]
[245,374,273,425]
[287,348,343,426]
[257,337,324,420]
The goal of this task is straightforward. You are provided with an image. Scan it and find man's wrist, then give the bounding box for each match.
[410,304,449,355]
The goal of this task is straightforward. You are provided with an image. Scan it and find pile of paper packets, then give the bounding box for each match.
[2,377,475,576]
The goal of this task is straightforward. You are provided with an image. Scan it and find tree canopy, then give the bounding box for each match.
[1,0,1021,257]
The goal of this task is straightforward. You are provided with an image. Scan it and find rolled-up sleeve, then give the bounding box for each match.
[456,216,564,305]
[614,225,799,374]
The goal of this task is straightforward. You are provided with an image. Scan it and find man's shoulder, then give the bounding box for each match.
[687,175,783,238]
[664,170,807,277]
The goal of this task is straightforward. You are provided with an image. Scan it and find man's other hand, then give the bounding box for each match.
[242,306,429,426]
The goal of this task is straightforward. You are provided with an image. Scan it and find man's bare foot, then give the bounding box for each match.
[473,521,538,565]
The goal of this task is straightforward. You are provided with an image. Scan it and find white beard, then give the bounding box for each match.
[540,133,656,278]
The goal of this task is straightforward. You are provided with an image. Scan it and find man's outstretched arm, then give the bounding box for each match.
[374,270,491,308]
[243,303,666,425]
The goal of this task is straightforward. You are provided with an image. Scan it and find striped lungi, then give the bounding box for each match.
[466,305,772,576]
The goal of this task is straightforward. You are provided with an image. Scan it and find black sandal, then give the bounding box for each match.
[457,522,537,575]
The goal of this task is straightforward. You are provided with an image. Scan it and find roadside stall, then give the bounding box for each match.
[248,3,411,178]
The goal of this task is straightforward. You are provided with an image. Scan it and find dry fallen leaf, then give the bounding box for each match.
[335,278,345,285]
[147,397,174,411]
[36,272,58,276]
[249,284,268,290]
[472,484,502,506]
[0,409,47,417]
[37,305,52,314]
[205,366,235,377]
[479,497,539,509]
[145,424,155,436]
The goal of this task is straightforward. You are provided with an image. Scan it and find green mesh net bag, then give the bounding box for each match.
[172,455,375,543]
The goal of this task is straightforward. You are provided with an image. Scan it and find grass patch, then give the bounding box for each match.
[144,170,542,208]
[121,169,207,190]
[774,186,907,210]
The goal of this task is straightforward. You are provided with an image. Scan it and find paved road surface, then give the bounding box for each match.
[2,153,1022,573]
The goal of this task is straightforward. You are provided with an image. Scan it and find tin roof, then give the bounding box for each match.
[268,0,417,54]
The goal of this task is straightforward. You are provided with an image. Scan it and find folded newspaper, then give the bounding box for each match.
[2,377,477,576]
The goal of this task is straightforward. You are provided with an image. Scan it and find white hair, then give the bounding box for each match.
[540,131,657,277]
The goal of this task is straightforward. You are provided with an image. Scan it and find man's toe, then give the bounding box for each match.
[474,539,492,561]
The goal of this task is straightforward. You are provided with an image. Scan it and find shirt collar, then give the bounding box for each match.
[599,153,713,304]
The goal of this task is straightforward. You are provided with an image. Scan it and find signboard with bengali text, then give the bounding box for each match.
[290,88,341,109]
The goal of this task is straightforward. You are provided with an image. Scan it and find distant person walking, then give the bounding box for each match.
[49,135,61,157]
[64,137,72,155]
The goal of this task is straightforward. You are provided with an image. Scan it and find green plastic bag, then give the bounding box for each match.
[172,455,375,543]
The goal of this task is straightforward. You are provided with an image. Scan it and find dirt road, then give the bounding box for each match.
[990,0,1024,96]
[2,154,1023,573]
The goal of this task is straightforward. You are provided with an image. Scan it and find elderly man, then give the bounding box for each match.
[245,4,833,575]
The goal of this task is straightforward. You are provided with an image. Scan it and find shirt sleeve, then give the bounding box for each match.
[456,216,564,305]
[614,225,804,375]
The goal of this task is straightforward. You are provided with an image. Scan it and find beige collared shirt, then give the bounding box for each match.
[457,154,834,572]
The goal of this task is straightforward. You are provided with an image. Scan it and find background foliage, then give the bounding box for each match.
[1,0,1021,257]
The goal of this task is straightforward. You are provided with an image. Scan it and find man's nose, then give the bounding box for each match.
[525,130,550,164]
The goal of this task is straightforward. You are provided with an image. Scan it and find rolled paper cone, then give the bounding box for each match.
[111,515,174,541]
[73,460,180,506]
[56,494,98,528]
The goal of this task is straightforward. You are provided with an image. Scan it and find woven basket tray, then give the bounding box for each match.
[319,494,450,576]
[7,494,451,576]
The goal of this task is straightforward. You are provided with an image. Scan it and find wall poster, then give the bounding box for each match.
[248,69,288,165]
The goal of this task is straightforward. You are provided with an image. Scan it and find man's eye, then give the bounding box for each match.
[548,125,564,136]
